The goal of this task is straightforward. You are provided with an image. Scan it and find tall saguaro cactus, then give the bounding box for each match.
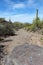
[36,9,38,19]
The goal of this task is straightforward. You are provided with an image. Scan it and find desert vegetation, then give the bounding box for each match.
[0,10,43,41]
[0,9,43,65]
[0,18,15,40]
[24,9,43,34]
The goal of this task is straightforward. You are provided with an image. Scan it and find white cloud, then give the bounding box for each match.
[27,0,38,8]
[12,14,35,23]
[13,3,25,9]
[6,14,35,23]
[0,12,35,23]
[28,0,34,4]
[4,0,38,9]
[4,0,25,9]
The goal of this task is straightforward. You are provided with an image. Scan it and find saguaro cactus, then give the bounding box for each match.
[36,9,38,19]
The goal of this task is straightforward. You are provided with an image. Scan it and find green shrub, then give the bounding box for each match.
[41,29,43,35]
[0,19,15,38]
[13,22,23,30]
[40,21,43,29]
[0,24,5,36]
[29,18,41,31]
[41,37,43,41]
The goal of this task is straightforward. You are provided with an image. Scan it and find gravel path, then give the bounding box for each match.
[0,29,43,65]
[5,44,43,65]
[0,29,43,54]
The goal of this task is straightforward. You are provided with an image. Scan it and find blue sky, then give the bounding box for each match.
[0,0,43,23]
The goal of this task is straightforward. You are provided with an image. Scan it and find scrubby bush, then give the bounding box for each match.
[25,9,43,32]
[0,18,15,40]
[0,24,5,36]
[40,20,43,29]
[27,17,43,32]
[23,23,31,30]
[32,18,40,30]
[13,22,23,30]
[25,17,43,32]
[41,29,43,35]
[4,23,15,36]
[0,24,5,40]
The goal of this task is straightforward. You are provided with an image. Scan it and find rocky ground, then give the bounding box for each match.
[0,29,43,65]
[4,44,43,65]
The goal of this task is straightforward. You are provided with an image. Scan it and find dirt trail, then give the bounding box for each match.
[0,29,43,54]
[6,44,43,65]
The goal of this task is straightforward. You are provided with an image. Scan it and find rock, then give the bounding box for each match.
[4,44,43,65]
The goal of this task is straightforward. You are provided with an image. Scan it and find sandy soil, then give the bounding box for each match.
[0,29,43,54]
[5,44,43,65]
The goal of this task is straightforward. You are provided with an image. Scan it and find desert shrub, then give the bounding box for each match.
[41,29,43,35]
[41,37,43,40]
[24,26,31,31]
[4,23,15,36]
[0,18,5,23]
[13,22,23,30]
[0,24,5,40]
[23,23,31,27]
[28,25,37,32]
[0,24,5,36]
[40,20,43,29]
[29,18,41,32]
[23,23,31,30]
[0,18,15,39]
